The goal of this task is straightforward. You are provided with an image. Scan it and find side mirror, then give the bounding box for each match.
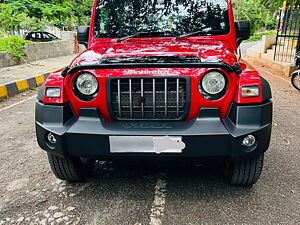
[77,26,90,48]
[235,21,250,47]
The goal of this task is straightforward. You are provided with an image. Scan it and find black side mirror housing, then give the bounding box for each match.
[235,21,251,47]
[77,26,90,48]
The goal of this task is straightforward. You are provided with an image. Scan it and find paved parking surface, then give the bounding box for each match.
[0,62,299,225]
[0,55,75,85]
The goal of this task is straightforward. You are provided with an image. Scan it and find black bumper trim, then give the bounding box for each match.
[35,101,272,160]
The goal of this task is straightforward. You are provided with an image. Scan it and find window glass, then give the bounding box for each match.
[43,33,51,39]
[94,0,229,38]
[36,33,42,39]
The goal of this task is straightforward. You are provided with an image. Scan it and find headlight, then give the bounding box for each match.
[201,71,226,95]
[75,73,98,96]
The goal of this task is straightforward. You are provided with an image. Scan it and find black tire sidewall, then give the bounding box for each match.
[291,70,300,91]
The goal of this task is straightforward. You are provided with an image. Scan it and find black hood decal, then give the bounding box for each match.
[99,56,201,64]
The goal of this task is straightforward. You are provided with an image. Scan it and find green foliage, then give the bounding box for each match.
[3,0,73,20]
[233,0,299,34]
[71,0,93,25]
[263,0,300,12]
[0,36,31,59]
[0,4,28,32]
[0,0,297,34]
[233,0,273,34]
[20,17,49,31]
[0,0,92,32]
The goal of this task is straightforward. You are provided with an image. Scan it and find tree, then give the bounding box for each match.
[263,1,300,12]
[232,0,271,34]
[70,0,93,25]
[3,0,73,21]
[0,4,28,33]
[232,0,299,34]
[0,0,93,32]
[1,0,296,34]
[20,17,49,31]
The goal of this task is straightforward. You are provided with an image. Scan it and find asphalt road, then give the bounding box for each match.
[0,62,299,225]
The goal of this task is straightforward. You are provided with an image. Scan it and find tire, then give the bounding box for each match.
[225,154,264,186]
[47,153,95,182]
[291,70,300,91]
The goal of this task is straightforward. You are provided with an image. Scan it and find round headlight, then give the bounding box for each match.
[201,71,226,95]
[76,73,98,96]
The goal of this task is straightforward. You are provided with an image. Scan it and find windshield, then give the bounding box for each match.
[94,0,230,39]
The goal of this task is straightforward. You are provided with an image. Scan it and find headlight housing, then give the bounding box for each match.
[199,71,227,100]
[73,73,99,101]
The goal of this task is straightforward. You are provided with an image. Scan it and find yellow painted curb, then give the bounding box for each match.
[35,75,45,86]
[0,85,8,99]
[16,80,29,92]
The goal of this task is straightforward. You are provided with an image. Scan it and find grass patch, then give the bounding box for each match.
[0,36,31,59]
[245,30,277,43]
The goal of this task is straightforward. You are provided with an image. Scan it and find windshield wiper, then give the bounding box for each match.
[174,28,216,40]
[113,31,174,43]
[113,32,147,43]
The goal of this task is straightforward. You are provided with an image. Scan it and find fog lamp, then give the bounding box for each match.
[47,133,57,144]
[242,135,256,147]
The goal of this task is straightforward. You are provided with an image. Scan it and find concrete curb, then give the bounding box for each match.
[0,70,56,99]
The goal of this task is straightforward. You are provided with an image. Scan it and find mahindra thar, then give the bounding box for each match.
[36,0,272,186]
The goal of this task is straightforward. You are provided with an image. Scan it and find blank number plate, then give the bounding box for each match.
[109,136,186,154]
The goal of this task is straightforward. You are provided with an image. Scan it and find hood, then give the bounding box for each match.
[70,39,237,68]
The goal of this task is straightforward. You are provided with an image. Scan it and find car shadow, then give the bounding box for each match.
[63,160,254,197]
[56,161,257,224]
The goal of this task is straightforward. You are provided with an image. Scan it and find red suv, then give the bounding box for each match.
[36,0,272,186]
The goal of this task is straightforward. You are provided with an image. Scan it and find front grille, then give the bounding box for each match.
[109,77,188,120]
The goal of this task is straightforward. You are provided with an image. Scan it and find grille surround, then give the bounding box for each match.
[107,76,190,121]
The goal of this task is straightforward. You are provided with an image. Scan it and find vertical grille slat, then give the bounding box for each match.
[176,78,179,117]
[141,79,144,119]
[153,79,156,119]
[110,77,187,121]
[117,79,121,117]
[164,78,167,118]
[129,79,133,118]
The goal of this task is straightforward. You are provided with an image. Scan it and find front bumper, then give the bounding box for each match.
[35,101,272,161]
